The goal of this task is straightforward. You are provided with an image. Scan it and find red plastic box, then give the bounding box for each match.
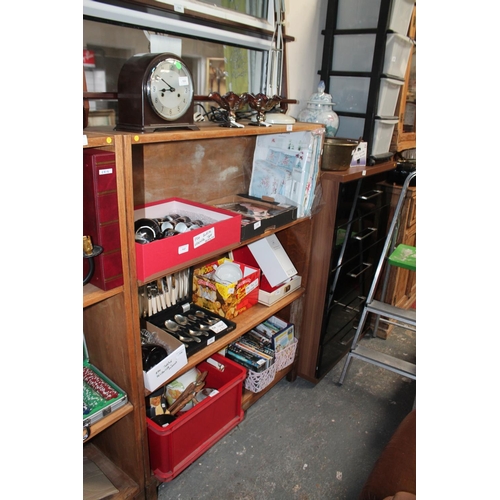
[134,198,242,282]
[146,353,246,482]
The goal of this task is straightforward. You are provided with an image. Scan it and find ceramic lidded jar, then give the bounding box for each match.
[298,80,339,137]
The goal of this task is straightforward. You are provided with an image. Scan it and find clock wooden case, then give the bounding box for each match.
[116,52,198,133]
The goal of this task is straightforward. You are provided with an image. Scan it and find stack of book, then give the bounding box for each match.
[226,333,275,373]
[253,317,294,352]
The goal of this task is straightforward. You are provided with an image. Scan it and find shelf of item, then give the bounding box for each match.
[83,132,152,498]
[84,403,134,442]
[121,123,316,400]
[144,287,304,396]
[136,217,308,286]
[83,443,140,500]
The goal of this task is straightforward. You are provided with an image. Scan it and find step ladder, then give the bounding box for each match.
[339,171,416,385]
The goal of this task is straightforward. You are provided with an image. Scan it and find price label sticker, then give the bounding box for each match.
[193,227,215,248]
[210,321,228,334]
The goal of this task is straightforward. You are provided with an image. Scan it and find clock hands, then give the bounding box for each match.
[161,79,175,92]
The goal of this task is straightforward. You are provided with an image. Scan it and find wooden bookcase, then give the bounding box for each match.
[83,122,321,499]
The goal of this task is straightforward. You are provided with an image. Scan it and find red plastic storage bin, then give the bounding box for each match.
[147,353,247,481]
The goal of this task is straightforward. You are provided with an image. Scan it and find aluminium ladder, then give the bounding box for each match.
[339,171,416,384]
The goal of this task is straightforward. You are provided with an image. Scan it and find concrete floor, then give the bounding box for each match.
[157,325,416,500]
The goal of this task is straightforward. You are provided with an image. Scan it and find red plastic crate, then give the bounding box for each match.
[147,353,246,481]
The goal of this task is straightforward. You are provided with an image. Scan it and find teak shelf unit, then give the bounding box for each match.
[83,122,321,499]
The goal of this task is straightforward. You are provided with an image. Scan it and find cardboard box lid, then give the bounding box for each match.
[246,234,298,288]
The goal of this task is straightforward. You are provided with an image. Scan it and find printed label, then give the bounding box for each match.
[246,279,259,294]
[178,243,189,254]
[193,227,215,248]
[99,168,113,175]
[210,321,228,334]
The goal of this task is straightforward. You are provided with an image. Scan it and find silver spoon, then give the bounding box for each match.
[174,314,189,326]
[164,320,201,343]
[187,327,209,337]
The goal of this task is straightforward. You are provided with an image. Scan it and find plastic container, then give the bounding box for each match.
[388,0,415,34]
[372,118,399,156]
[329,76,370,114]
[377,77,404,116]
[336,0,381,29]
[146,353,246,481]
[336,0,414,34]
[330,76,402,117]
[331,34,376,73]
[274,337,298,371]
[244,363,277,393]
[336,116,365,140]
[383,33,413,79]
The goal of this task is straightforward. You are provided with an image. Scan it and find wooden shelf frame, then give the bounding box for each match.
[83,123,320,499]
[84,443,140,500]
[83,133,152,500]
[84,402,134,442]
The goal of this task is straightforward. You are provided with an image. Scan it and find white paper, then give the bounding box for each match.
[145,32,182,56]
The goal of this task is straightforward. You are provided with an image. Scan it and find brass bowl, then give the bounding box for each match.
[322,137,359,171]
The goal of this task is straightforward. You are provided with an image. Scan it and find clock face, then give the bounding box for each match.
[146,57,194,121]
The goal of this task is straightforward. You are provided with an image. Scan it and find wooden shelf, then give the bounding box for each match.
[83,443,140,500]
[145,288,305,394]
[83,283,123,308]
[83,131,115,148]
[90,121,321,145]
[84,402,134,442]
[136,217,309,286]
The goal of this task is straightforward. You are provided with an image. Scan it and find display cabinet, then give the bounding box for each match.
[83,122,321,499]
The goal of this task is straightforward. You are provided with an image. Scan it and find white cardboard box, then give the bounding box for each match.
[247,234,298,288]
[258,275,302,306]
[143,322,188,392]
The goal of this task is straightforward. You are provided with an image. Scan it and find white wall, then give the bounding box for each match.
[284,0,328,119]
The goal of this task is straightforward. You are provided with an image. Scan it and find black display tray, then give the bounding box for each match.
[210,194,297,241]
[145,302,236,358]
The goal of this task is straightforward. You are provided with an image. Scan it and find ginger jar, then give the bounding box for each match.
[298,80,339,137]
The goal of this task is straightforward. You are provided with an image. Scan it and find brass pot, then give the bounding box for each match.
[321,137,359,171]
